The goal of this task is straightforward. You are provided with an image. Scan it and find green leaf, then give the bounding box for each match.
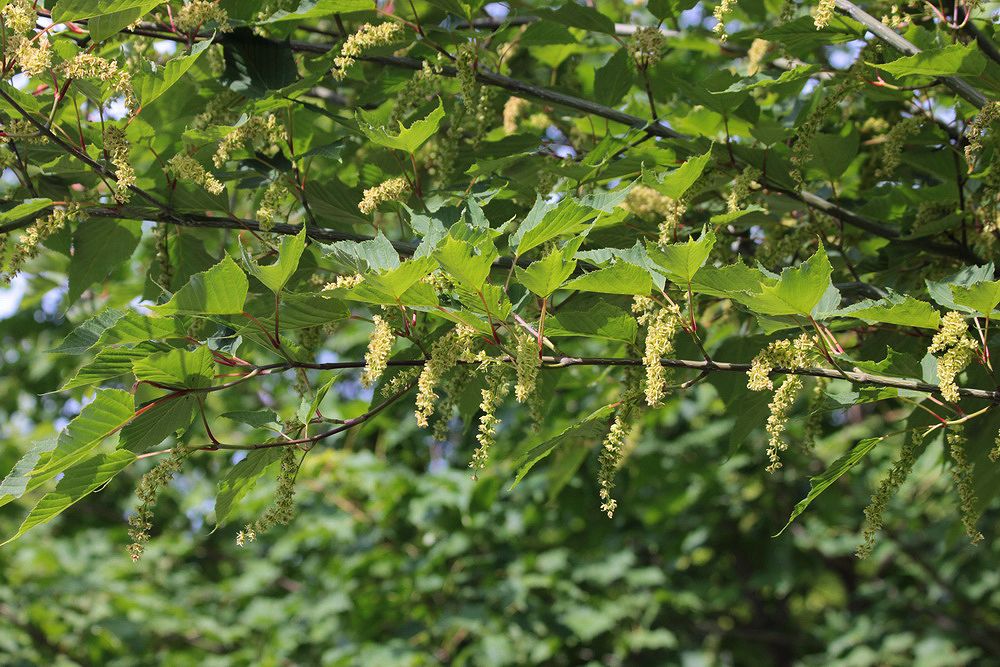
[563,262,652,295]
[214,449,285,529]
[535,3,616,34]
[357,99,445,153]
[95,311,189,347]
[150,255,249,316]
[926,264,995,313]
[515,249,577,298]
[835,291,941,329]
[2,450,136,545]
[243,227,307,294]
[119,396,196,453]
[324,231,400,273]
[61,344,161,390]
[646,226,716,284]
[52,0,156,22]
[0,198,52,225]
[88,0,160,41]
[875,44,987,78]
[644,149,712,200]
[347,257,437,304]
[433,234,497,291]
[68,219,141,303]
[221,410,280,428]
[594,49,634,107]
[545,298,637,343]
[136,39,213,107]
[741,245,833,317]
[757,15,863,51]
[509,405,614,490]
[776,436,882,536]
[951,279,1000,316]
[132,346,216,389]
[258,0,374,23]
[49,308,126,354]
[0,389,135,508]
[222,28,300,97]
[512,196,600,255]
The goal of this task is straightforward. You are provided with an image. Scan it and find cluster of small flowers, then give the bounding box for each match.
[415,326,475,427]
[1,0,34,33]
[880,4,904,28]
[747,334,813,391]
[713,0,738,40]
[813,0,837,29]
[104,127,134,203]
[361,315,394,388]
[746,39,770,76]
[257,181,290,229]
[622,185,686,246]
[928,311,978,403]
[431,370,470,441]
[238,447,299,545]
[324,273,363,290]
[213,115,281,168]
[469,359,511,479]
[628,27,665,67]
[358,177,409,215]
[127,450,185,561]
[597,383,642,519]
[389,60,443,127]
[2,204,81,285]
[963,101,1000,171]
[747,334,814,471]
[859,117,890,134]
[764,375,802,472]
[857,430,921,558]
[513,329,540,403]
[726,166,761,213]
[381,367,421,398]
[634,297,684,406]
[190,91,243,130]
[789,68,864,187]
[947,427,984,544]
[175,0,232,34]
[11,34,51,77]
[60,53,137,110]
[332,23,402,80]
[2,118,44,143]
[166,153,225,196]
[503,96,529,134]
[990,428,1000,463]
[456,42,479,112]
[876,116,921,179]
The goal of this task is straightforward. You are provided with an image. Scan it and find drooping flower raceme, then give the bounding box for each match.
[332,23,403,80]
[358,177,409,215]
[513,329,540,403]
[128,450,185,561]
[927,311,979,403]
[213,115,282,168]
[857,430,922,559]
[633,296,684,407]
[166,153,226,196]
[469,359,511,478]
[104,126,134,203]
[415,326,475,427]
[947,427,984,545]
[361,315,394,388]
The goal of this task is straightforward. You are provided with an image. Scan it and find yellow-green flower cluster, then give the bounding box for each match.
[415,326,475,427]
[332,22,402,81]
[175,0,232,34]
[240,447,298,544]
[746,38,770,76]
[599,412,629,519]
[3,118,44,143]
[257,181,290,229]
[2,204,81,285]
[876,116,921,179]
[928,311,978,403]
[213,115,281,168]
[503,96,529,134]
[634,296,684,406]
[190,91,242,130]
[104,126,134,203]
[389,60,443,127]
[713,0,738,40]
[456,42,479,111]
[431,369,471,441]
[60,53,136,110]
[166,153,225,195]
[947,427,984,545]
[857,430,921,559]
[747,334,814,391]
[801,377,828,450]
[747,334,814,472]
[469,359,510,478]
[622,185,686,247]
[358,177,409,215]
[990,428,1000,463]
[127,450,184,561]
[0,0,49,78]
[726,166,761,213]
[324,273,363,290]
[361,315,394,388]
[628,27,665,67]
[964,101,1000,171]
[513,329,540,403]
[814,0,837,29]
[1,0,34,33]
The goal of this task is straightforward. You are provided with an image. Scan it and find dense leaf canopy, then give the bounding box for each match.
[0,0,1000,660]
